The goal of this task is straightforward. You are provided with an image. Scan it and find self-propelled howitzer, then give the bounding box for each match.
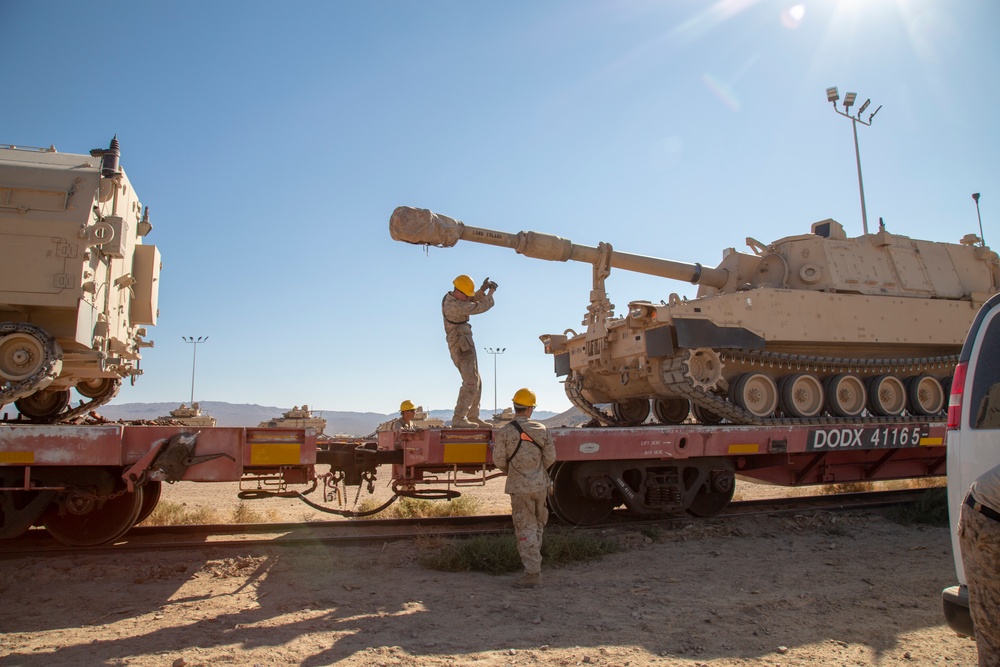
[390,205,1000,426]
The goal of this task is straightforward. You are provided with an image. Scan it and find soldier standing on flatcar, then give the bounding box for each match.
[442,274,497,428]
[492,388,556,589]
[959,461,1000,666]
[392,400,418,432]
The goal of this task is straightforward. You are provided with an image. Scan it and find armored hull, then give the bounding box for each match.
[0,139,159,422]
[391,206,1000,425]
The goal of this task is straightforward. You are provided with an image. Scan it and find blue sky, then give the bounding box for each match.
[2,0,997,416]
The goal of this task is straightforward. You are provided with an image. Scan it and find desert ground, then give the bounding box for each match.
[0,476,980,667]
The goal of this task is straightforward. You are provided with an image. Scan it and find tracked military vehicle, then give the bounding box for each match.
[391,206,1000,426]
[0,138,160,422]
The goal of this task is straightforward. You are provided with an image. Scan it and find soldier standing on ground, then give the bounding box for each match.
[492,388,556,589]
[959,461,1000,666]
[442,274,496,428]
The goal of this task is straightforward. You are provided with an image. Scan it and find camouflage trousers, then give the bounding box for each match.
[510,490,548,575]
[448,343,482,421]
[959,501,1000,667]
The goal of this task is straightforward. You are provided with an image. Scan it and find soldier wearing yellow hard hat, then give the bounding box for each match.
[442,274,497,428]
[393,399,417,432]
[491,387,556,588]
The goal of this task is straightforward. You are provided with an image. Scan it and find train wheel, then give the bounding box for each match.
[652,397,689,424]
[548,462,618,525]
[691,402,724,425]
[612,399,650,425]
[907,374,945,415]
[686,470,735,517]
[15,389,71,422]
[42,484,145,546]
[135,480,162,525]
[780,373,825,418]
[731,372,778,418]
[867,375,906,416]
[825,374,866,417]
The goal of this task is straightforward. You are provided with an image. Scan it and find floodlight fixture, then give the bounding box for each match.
[826,87,881,235]
[182,335,209,404]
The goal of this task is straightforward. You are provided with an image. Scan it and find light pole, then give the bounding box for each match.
[973,193,986,246]
[182,336,208,404]
[826,86,881,235]
[484,347,505,417]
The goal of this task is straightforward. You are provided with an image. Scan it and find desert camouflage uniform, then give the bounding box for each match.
[959,462,1000,667]
[493,416,556,575]
[442,291,494,422]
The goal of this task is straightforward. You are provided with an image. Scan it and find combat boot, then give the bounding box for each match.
[513,572,542,589]
[469,417,492,428]
[450,417,478,428]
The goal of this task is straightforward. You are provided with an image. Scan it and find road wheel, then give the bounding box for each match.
[731,372,778,418]
[779,373,825,418]
[652,397,689,424]
[867,374,906,416]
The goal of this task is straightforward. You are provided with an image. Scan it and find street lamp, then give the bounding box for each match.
[182,336,208,404]
[827,86,881,235]
[973,193,986,247]
[484,347,506,418]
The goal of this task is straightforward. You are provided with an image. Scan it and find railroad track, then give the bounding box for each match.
[0,488,934,558]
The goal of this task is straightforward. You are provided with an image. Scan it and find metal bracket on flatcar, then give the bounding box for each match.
[124,433,235,490]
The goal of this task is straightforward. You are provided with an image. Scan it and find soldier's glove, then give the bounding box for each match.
[482,277,499,291]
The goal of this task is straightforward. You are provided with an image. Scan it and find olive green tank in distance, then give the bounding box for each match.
[390,205,1000,426]
[0,139,160,422]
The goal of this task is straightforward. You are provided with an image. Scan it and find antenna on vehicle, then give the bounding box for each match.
[973,193,986,247]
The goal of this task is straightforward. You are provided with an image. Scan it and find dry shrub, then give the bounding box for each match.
[355,495,479,519]
[140,501,220,526]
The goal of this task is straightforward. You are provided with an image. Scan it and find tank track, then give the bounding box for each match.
[0,322,62,409]
[661,348,957,426]
[57,379,123,423]
[1,322,123,423]
[565,348,956,427]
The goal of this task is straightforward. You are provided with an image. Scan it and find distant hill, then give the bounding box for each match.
[96,401,584,436]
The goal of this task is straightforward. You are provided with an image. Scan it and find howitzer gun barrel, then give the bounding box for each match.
[389,206,728,288]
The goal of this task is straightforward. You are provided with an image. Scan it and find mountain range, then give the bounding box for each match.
[95,401,589,436]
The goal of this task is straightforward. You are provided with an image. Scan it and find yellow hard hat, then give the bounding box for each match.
[512,388,537,408]
[400,400,416,413]
[453,274,475,297]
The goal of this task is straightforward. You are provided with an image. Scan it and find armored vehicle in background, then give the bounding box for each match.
[259,405,328,436]
[391,206,1000,426]
[1,138,160,422]
[158,403,217,427]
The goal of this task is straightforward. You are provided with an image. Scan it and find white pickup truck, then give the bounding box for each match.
[943,291,1000,635]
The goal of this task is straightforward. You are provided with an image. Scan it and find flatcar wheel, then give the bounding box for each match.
[15,389,71,422]
[691,402,724,425]
[42,485,145,546]
[907,374,945,415]
[612,398,650,425]
[867,374,906,416]
[731,373,778,418]
[652,397,689,424]
[548,462,618,525]
[780,373,825,418]
[686,472,736,517]
[135,480,162,525]
[824,374,866,417]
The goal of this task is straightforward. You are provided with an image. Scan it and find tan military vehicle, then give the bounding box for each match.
[1,138,160,422]
[391,206,1000,425]
[158,403,217,427]
[259,405,328,436]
